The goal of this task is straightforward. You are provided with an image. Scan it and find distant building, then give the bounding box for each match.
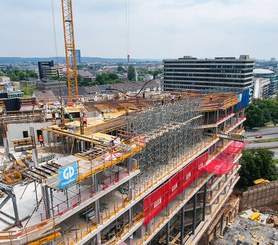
[36,80,67,91]
[253,78,270,99]
[0,77,23,99]
[0,76,10,84]
[163,55,255,92]
[75,49,81,64]
[38,61,63,80]
[253,68,278,96]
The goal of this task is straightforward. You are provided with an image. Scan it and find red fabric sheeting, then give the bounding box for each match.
[205,141,247,175]
[143,152,208,226]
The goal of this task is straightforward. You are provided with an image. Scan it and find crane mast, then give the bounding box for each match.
[61,0,78,100]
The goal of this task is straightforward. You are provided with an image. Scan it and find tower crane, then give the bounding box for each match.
[61,0,78,100]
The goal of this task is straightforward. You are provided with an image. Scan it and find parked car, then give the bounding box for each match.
[255,134,263,138]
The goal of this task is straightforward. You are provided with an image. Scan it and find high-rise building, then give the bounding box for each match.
[163,55,255,92]
[75,49,82,64]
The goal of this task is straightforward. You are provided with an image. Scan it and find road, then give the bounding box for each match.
[245,126,278,159]
[246,127,278,140]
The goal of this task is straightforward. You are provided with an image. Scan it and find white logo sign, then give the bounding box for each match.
[154,198,162,208]
[63,166,75,180]
[172,183,178,192]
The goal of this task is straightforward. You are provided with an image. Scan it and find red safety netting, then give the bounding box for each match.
[143,152,208,226]
[205,141,247,175]
[143,183,169,225]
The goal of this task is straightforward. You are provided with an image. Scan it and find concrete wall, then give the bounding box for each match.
[7,122,52,147]
[239,181,278,211]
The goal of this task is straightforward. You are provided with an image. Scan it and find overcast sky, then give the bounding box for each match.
[0,0,277,59]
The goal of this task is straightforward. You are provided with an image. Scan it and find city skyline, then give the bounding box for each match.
[0,0,277,59]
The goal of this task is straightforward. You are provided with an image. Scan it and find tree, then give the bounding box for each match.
[127,65,135,81]
[22,86,36,96]
[95,73,122,85]
[117,65,125,73]
[237,149,278,189]
[252,98,278,126]
[244,104,265,129]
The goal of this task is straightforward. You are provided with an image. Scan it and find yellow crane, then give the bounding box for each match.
[61,0,78,100]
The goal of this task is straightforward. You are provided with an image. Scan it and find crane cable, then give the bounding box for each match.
[125,0,131,63]
[51,0,59,63]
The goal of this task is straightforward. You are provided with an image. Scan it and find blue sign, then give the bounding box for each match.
[59,162,78,190]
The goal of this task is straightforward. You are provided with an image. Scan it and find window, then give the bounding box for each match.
[23,131,28,138]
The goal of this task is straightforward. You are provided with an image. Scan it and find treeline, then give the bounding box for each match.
[244,97,278,129]
[0,69,38,81]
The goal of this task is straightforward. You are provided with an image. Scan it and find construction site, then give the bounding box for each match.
[0,88,253,245]
[1,1,277,244]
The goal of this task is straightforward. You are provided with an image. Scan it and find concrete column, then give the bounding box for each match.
[192,193,197,235]
[166,222,170,245]
[128,179,133,201]
[220,215,224,236]
[202,182,207,221]
[41,186,51,219]
[129,206,134,227]
[128,157,133,173]
[180,206,184,245]
[129,235,133,245]
[95,199,101,224]
[96,232,101,245]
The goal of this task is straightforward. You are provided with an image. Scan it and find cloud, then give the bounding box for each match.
[0,0,277,59]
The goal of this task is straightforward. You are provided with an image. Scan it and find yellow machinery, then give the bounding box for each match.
[249,212,261,222]
[253,179,270,185]
[61,0,78,100]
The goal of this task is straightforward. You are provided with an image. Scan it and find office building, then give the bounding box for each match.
[253,78,270,99]
[163,55,255,92]
[253,68,278,96]
[76,49,82,64]
[38,61,63,80]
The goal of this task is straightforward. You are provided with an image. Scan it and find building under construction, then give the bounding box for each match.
[0,90,249,245]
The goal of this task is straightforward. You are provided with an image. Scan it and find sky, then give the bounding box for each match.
[0,0,277,59]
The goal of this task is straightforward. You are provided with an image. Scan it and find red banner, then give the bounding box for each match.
[143,183,169,225]
[143,152,208,226]
[181,161,195,190]
[168,173,181,203]
[194,152,208,179]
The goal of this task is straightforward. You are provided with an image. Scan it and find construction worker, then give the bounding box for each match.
[69,114,74,122]
[83,113,87,127]
[161,95,164,106]
[38,135,44,147]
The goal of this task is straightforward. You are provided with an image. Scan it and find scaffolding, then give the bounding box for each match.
[128,98,205,197]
